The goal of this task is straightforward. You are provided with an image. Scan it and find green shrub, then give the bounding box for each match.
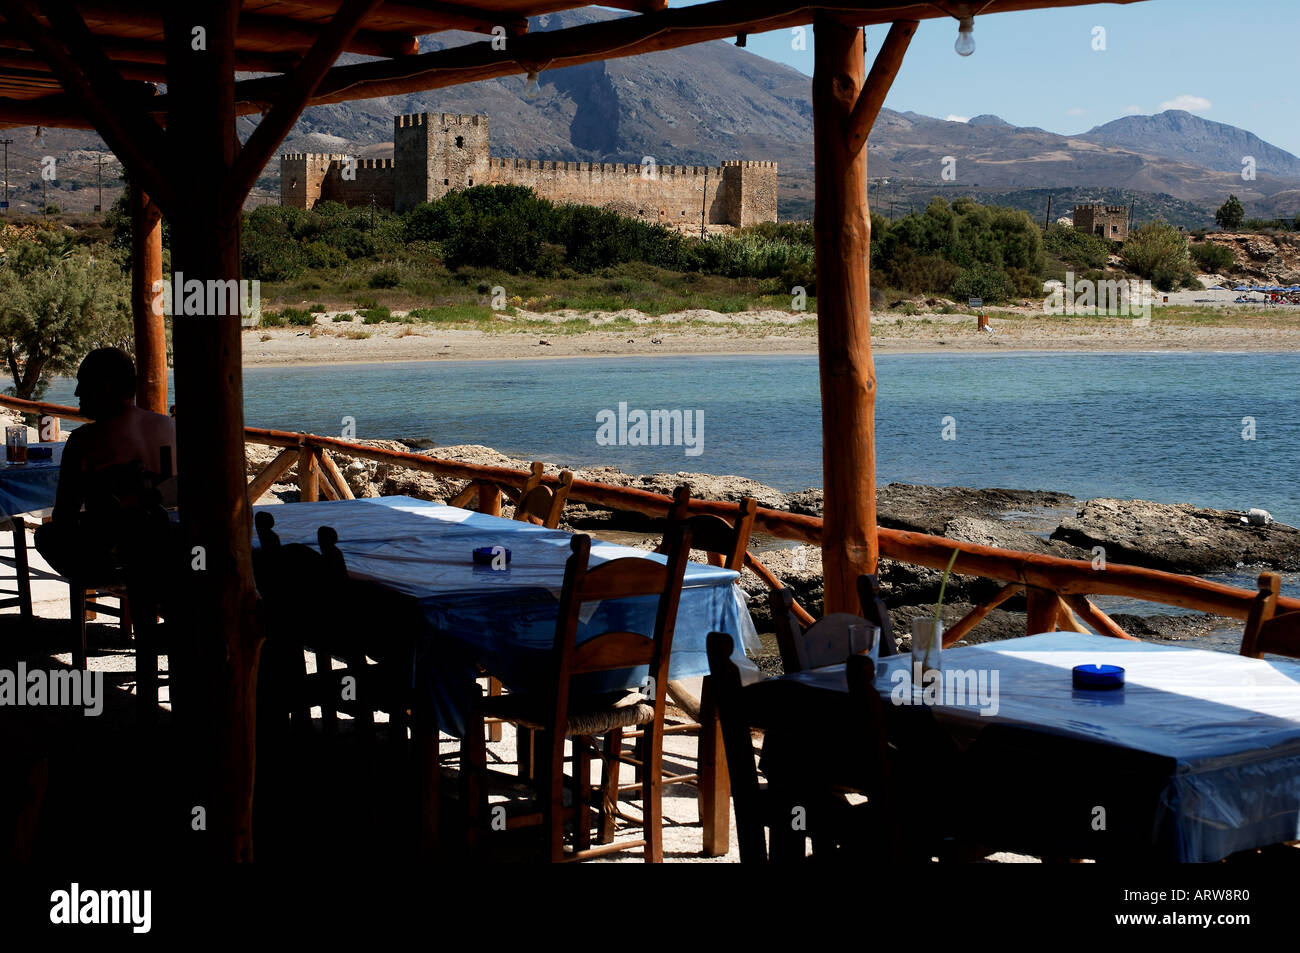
[281,307,316,327]
[952,262,1016,303]
[1043,224,1112,269]
[260,310,288,327]
[1189,242,1235,273]
[369,266,402,289]
[1120,221,1191,290]
[361,306,391,324]
[309,303,327,313]
[332,312,354,322]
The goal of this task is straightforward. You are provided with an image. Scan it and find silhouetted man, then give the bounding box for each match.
[35,347,176,580]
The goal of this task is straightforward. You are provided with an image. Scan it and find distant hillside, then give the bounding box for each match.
[4,11,1299,227]
[1081,110,1300,180]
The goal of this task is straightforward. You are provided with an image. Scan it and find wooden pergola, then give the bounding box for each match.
[0,0,1146,859]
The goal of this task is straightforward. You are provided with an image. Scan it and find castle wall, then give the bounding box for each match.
[490,159,734,226]
[287,112,778,226]
[321,158,395,208]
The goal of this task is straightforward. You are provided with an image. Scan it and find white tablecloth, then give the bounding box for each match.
[787,631,1300,861]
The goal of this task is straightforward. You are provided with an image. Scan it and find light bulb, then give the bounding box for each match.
[954,16,975,56]
[524,71,540,100]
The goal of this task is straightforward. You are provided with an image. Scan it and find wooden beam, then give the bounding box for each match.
[0,0,173,206]
[265,0,529,35]
[1025,585,1062,635]
[130,183,166,413]
[162,0,260,862]
[942,582,1022,647]
[845,19,916,157]
[226,0,383,209]
[0,32,300,73]
[1061,593,1139,641]
[813,13,876,613]
[213,0,1150,110]
[246,448,297,504]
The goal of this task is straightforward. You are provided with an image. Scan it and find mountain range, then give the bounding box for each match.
[10,7,1299,227]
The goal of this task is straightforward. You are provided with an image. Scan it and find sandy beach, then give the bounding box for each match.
[244,289,1300,366]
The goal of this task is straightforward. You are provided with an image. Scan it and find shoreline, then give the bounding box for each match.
[241,318,1300,367]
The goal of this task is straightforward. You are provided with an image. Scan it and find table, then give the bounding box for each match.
[253,495,760,853]
[781,631,1300,862]
[0,443,62,619]
[0,443,62,517]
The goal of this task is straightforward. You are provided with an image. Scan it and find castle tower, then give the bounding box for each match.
[280,153,347,209]
[393,112,491,212]
[1073,204,1130,241]
[721,161,779,227]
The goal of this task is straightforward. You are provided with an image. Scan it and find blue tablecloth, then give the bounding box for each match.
[0,444,62,517]
[252,496,760,736]
[787,631,1300,861]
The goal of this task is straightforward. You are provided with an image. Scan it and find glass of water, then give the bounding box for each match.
[848,623,881,665]
[910,616,942,676]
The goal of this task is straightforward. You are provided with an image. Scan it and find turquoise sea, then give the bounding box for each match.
[45,350,1300,616]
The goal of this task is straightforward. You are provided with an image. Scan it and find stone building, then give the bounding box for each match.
[1073,204,1130,241]
[282,112,778,228]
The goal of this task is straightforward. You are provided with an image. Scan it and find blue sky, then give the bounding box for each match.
[666,0,1296,156]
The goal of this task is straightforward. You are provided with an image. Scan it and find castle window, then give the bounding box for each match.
[444,178,449,186]
[455,136,464,148]
[638,209,644,216]
[468,177,473,186]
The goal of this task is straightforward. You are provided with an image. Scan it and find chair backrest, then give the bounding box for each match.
[706,632,895,863]
[772,572,895,674]
[548,524,693,733]
[1241,571,1300,659]
[661,485,758,571]
[252,512,347,607]
[513,461,575,529]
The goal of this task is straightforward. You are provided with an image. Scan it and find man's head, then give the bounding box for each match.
[75,348,136,420]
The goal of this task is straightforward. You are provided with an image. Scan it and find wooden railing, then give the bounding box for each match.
[9,395,1298,646]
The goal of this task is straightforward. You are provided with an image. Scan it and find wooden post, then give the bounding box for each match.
[130,184,167,413]
[478,482,501,518]
[813,13,877,613]
[163,0,261,862]
[297,442,319,502]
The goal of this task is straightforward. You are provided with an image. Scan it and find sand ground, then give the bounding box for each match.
[243,292,1300,366]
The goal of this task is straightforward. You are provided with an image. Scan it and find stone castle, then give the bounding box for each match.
[1073,204,1130,241]
[281,112,778,228]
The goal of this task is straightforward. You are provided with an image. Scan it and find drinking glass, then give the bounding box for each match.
[910,616,942,677]
[5,426,26,465]
[848,622,881,666]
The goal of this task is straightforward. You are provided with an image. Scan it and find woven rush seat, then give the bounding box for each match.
[480,689,654,736]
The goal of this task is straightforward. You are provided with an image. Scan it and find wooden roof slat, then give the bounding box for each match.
[223,0,1149,109]
[0,0,1149,127]
[0,2,421,59]
[248,0,531,36]
[0,31,299,72]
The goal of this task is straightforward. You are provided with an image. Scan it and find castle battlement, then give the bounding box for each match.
[286,110,777,226]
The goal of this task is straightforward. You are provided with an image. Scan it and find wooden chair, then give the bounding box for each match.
[461,525,693,862]
[772,573,897,674]
[252,512,415,738]
[511,461,575,529]
[625,485,757,792]
[1241,572,1300,659]
[706,631,897,863]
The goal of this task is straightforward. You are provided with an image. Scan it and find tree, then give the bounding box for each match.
[1120,220,1191,291]
[0,230,132,400]
[1215,194,1245,230]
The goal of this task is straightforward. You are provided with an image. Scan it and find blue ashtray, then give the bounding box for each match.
[472,546,510,567]
[28,445,52,460]
[1073,664,1124,690]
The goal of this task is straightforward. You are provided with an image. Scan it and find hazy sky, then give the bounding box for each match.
[665,0,1295,156]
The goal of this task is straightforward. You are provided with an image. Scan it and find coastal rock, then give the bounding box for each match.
[1050,498,1300,573]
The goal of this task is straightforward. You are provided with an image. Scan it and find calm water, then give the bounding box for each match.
[47,350,1300,523]
[44,351,1300,615]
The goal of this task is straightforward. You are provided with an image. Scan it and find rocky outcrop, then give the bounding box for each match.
[1050,498,1300,574]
